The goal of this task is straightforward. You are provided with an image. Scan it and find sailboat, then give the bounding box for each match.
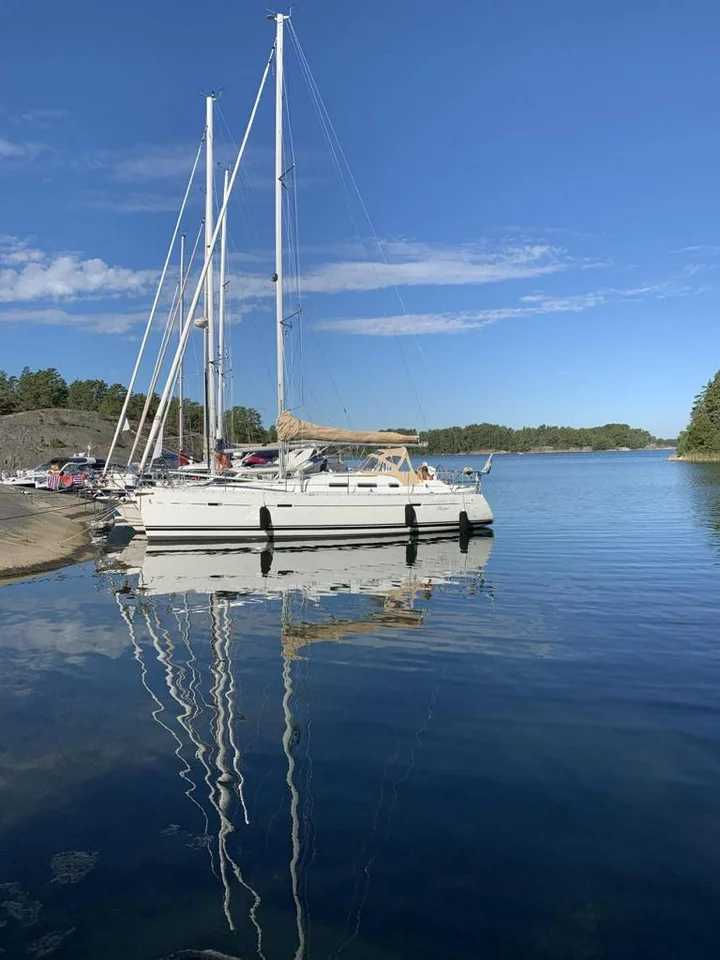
[134,13,493,546]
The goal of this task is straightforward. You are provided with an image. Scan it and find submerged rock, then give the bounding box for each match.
[50,850,97,885]
[158,952,244,960]
[0,882,41,927]
[26,928,76,957]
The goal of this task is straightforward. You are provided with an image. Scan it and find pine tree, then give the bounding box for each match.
[67,379,108,411]
[677,370,720,455]
[14,367,69,411]
[0,371,18,414]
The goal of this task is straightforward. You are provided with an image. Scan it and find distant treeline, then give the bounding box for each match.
[387,423,674,453]
[0,367,273,447]
[1,366,672,454]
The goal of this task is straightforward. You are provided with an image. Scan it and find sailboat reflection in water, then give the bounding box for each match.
[103,534,492,956]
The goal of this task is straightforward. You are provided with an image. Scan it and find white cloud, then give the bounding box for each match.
[91,141,234,182]
[107,144,198,181]
[0,306,148,334]
[17,107,69,122]
[315,312,491,336]
[0,137,47,161]
[1,106,70,127]
[315,280,711,336]
[300,242,564,294]
[83,191,187,213]
[226,241,569,302]
[0,235,156,303]
[677,244,720,255]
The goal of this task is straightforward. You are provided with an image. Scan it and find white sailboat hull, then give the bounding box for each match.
[138,477,493,545]
[115,498,145,533]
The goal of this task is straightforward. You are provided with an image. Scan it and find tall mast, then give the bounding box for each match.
[274,13,287,478]
[205,94,217,468]
[178,233,185,454]
[139,47,275,476]
[217,168,230,441]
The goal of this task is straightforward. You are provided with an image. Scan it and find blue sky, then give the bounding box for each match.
[1,0,719,438]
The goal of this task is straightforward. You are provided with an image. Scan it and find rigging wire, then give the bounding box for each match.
[282,65,304,417]
[287,21,431,432]
[216,102,281,437]
[126,219,205,464]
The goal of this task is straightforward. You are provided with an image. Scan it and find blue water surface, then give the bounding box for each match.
[1,450,719,959]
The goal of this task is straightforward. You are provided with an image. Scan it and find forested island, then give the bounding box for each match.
[0,366,674,456]
[674,370,720,461]
[407,423,673,454]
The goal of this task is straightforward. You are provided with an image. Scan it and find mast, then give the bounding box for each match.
[178,233,185,455]
[139,42,275,476]
[205,94,217,469]
[217,168,230,441]
[274,13,287,478]
[103,138,203,475]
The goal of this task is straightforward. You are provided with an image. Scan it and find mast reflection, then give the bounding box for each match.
[103,534,493,956]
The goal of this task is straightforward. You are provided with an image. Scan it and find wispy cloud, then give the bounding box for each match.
[12,107,70,128]
[102,143,200,182]
[677,244,720,256]
[87,140,238,183]
[0,306,148,334]
[1,105,70,127]
[315,280,710,336]
[82,191,188,214]
[226,241,571,301]
[0,137,48,162]
[300,242,565,294]
[0,235,156,303]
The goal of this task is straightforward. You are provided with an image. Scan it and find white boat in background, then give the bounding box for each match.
[134,14,494,546]
[1,471,36,487]
[2,455,103,490]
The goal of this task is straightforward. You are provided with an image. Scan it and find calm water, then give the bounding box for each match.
[2,450,720,959]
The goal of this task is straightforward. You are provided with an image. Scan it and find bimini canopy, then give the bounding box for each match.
[277,411,419,445]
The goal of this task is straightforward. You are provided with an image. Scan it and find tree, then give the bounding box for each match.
[677,371,720,455]
[0,371,18,415]
[228,406,266,443]
[420,420,662,454]
[127,392,159,422]
[67,378,108,411]
[98,383,127,417]
[14,367,69,411]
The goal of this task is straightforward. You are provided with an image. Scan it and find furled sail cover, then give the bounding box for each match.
[277,411,419,445]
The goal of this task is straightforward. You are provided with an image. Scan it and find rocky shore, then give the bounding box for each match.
[668,452,720,462]
[0,408,145,471]
[0,486,99,582]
